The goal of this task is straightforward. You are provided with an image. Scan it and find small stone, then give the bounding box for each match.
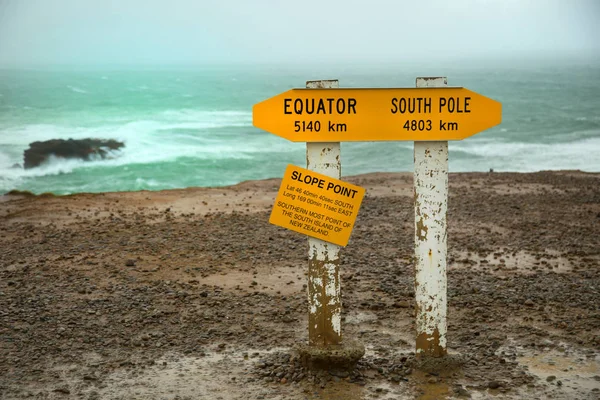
[395,300,410,308]
[125,259,136,267]
[280,377,287,384]
[546,375,556,382]
[454,385,471,398]
[524,299,534,306]
[488,381,501,389]
[330,370,349,378]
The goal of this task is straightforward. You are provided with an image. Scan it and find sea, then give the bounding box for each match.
[1,59,599,195]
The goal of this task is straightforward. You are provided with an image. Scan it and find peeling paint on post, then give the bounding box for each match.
[306,79,342,346]
[414,77,448,357]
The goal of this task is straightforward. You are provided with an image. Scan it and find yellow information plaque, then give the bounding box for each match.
[269,164,365,247]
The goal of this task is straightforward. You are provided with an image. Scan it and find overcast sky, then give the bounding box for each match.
[0,0,598,67]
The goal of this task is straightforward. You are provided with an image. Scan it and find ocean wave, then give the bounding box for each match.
[0,128,271,183]
[159,109,251,121]
[450,137,600,172]
[0,151,13,169]
[453,135,600,158]
[0,108,254,145]
[67,86,88,94]
[135,177,165,188]
[0,155,96,192]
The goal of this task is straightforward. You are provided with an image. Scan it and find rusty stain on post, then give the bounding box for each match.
[415,329,445,357]
[305,79,342,346]
[414,77,448,358]
[416,217,428,241]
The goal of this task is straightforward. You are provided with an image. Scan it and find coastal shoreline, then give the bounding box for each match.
[1,170,599,399]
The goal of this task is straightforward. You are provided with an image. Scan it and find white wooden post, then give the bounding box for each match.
[306,79,342,346]
[414,77,448,357]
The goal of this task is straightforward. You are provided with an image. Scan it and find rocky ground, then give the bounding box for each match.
[1,170,599,400]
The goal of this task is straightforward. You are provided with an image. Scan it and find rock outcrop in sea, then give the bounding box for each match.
[23,138,124,169]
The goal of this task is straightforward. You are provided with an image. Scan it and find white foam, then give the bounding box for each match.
[0,108,253,147]
[159,109,251,122]
[451,137,600,172]
[67,86,88,94]
[134,177,171,189]
[0,151,13,169]
[0,156,80,192]
[0,108,279,191]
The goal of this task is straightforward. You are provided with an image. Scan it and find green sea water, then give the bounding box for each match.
[1,60,599,195]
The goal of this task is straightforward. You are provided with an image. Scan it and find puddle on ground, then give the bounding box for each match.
[26,341,600,399]
[89,350,259,399]
[498,339,600,399]
[73,347,371,400]
[519,349,599,391]
[411,370,451,400]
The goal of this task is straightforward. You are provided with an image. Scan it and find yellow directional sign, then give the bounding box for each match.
[270,164,365,247]
[253,88,502,142]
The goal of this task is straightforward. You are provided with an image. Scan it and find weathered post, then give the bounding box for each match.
[305,79,342,346]
[414,77,448,357]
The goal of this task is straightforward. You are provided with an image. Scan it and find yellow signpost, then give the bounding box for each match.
[258,78,503,364]
[270,164,365,247]
[253,87,502,142]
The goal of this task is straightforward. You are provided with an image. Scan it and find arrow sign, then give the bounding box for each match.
[253,88,502,142]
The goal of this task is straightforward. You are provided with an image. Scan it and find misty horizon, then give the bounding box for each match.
[0,0,598,69]
[1,51,599,72]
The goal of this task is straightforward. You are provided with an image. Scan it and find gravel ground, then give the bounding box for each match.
[1,170,599,399]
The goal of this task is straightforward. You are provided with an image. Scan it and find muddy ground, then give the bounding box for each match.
[1,170,599,400]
